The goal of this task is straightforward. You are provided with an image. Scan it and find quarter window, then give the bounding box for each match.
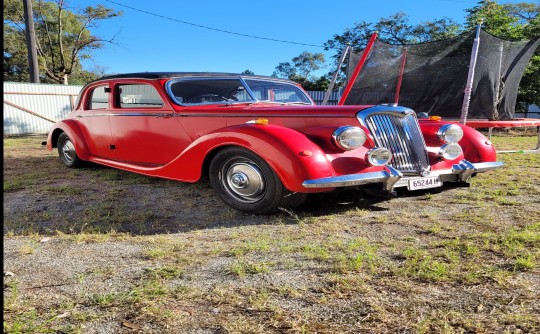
[88,85,109,110]
[117,84,164,108]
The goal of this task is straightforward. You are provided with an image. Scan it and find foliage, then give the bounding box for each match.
[3,0,121,84]
[272,51,327,90]
[323,11,461,58]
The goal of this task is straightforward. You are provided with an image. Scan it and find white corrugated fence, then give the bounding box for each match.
[3,82,83,135]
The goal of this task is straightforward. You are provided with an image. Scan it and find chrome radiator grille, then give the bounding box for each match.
[360,109,430,175]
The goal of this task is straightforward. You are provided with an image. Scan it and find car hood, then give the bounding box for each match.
[173,103,375,118]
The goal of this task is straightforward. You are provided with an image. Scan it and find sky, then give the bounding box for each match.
[74,0,526,77]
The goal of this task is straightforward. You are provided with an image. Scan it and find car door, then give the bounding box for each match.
[108,81,191,165]
[75,83,116,159]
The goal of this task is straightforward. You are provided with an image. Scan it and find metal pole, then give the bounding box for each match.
[338,32,378,105]
[459,21,482,124]
[493,42,504,120]
[23,0,40,83]
[394,48,408,105]
[322,45,350,105]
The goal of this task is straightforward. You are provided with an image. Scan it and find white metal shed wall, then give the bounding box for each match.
[3,82,83,135]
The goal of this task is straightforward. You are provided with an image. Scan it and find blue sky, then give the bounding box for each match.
[75,0,524,77]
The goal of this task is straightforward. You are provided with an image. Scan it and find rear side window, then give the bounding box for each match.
[88,85,109,110]
[117,84,164,108]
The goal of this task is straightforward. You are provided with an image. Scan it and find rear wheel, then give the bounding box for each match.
[57,133,83,168]
[209,147,306,214]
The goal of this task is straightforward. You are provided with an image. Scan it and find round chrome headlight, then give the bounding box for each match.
[366,147,393,166]
[437,124,464,143]
[332,126,367,150]
[439,143,463,160]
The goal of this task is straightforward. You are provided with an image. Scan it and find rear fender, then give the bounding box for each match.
[158,124,336,192]
[46,120,90,160]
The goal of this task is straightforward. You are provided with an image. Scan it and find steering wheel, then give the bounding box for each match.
[187,94,231,103]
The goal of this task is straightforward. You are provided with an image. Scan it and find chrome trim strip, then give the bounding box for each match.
[302,171,391,188]
[467,161,504,172]
[302,166,402,189]
[76,113,172,118]
[74,113,354,118]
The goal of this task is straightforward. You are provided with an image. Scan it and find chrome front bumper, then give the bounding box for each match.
[302,160,504,189]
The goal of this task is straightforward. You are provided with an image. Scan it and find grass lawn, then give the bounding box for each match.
[3,134,539,333]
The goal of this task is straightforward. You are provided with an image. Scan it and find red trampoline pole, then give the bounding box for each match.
[394,48,407,105]
[338,32,378,105]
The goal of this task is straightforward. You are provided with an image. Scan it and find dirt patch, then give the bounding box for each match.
[4,135,540,333]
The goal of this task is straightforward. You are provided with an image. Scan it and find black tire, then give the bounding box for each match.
[57,132,83,168]
[209,147,305,214]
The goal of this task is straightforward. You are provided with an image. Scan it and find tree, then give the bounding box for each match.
[272,51,326,90]
[272,61,297,79]
[3,0,122,84]
[324,12,461,53]
[241,69,254,75]
[465,0,540,107]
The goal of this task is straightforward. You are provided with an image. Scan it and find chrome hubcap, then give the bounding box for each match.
[222,161,265,203]
[62,139,76,163]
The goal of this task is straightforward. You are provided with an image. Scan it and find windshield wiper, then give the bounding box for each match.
[257,100,287,105]
[284,101,312,105]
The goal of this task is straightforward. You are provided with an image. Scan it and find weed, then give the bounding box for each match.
[228,260,271,277]
[143,265,184,280]
[397,247,451,281]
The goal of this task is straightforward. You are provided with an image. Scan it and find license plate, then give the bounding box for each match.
[408,176,442,191]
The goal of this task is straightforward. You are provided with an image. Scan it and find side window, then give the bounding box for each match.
[117,84,164,108]
[88,85,109,110]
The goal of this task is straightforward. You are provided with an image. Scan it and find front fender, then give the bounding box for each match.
[420,121,497,163]
[157,124,337,192]
[46,120,90,160]
[459,125,497,162]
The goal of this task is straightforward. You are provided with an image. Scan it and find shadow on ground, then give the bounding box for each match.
[4,155,400,236]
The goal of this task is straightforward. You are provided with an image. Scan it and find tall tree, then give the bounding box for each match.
[3,0,122,84]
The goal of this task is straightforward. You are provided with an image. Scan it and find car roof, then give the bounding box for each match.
[97,72,293,82]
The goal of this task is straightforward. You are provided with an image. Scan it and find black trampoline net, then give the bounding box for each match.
[344,29,539,120]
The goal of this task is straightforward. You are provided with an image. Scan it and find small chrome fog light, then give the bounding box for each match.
[439,143,463,160]
[366,147,392,166]
[332,126,367,150]
[437,124,464,143]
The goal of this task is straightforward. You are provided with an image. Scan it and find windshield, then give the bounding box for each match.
[167,77,313,106]
[243,79,312,104]
[167,78,254,105]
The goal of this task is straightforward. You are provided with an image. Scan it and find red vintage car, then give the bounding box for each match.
[46,72,503,214]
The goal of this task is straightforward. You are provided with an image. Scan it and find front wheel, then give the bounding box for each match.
[209,147,306,214]
[57,132,83,168]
